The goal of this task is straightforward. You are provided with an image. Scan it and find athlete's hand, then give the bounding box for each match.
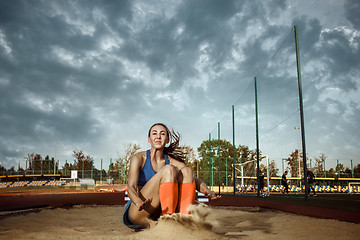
[204,189,221,201]
[135,198,152,211]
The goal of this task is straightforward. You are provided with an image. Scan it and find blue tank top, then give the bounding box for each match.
[138,150,169,187]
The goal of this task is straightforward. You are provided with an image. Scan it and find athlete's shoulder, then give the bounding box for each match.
[131,151,146,162]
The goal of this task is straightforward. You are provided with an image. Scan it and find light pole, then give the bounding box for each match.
[295,127,301,187]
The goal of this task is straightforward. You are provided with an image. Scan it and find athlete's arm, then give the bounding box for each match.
[195,177,220,200]
[127,152,151,211]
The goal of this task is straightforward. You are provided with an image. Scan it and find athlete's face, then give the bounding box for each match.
[148,125,169,149]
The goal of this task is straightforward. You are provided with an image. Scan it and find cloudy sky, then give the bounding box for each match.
[0,0,359,171]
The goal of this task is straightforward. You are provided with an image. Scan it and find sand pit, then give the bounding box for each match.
[0,204,359,240]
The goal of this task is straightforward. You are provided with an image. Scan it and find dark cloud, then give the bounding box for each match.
[344,0,360,30]
[318,30,359,91]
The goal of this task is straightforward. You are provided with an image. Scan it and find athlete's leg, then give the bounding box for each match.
[311,183,316,195]
[177,167,196,214]
[128,164,179,226]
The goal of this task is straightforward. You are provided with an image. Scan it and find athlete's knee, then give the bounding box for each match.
[179,166,195,183]
[180,166,194,178]
[160,164,178,182]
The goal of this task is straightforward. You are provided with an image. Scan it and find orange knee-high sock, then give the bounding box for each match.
[178,182,196,214]
[159,182,178,215]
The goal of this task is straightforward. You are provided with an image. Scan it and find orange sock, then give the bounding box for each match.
[178,182,196,214]
[159,182,178,215]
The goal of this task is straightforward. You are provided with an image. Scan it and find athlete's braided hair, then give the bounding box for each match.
[148,123,186,163]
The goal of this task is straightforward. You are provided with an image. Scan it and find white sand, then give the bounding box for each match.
[0,204,359,240]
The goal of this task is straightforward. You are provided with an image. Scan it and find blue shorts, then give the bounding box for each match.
[122,200,147,230]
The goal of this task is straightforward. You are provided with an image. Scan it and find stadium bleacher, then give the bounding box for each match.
[235,184,359,194]
[0,180,66,188]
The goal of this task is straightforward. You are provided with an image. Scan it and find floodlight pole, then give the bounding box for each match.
[209,133,212,187]
[232,105,236,195]
[202,143,205,180]
[254,76,260,197]
[218,122,221,195]
[294,25,308,200]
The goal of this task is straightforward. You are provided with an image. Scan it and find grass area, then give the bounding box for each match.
[232,192,360,213]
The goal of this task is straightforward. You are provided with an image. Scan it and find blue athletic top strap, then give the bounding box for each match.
[137,150,169,187]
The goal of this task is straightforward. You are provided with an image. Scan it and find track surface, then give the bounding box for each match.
[1,189,359,223]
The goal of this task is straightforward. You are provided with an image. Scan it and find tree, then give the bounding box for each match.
[269,160,279,177]
[197,139,259,187]
[197,139,235,186]
[335,163,345,174]
[327,168,336,178]
[25,153,43,173]
[0,164,5,174]
[178,144,196,168]
[344,167,352,178]
[260,159,278,184]
[284,149,304,177]
[237,145,257,174]
[313,153,326,177]
[354,164,360,178]
[114,143,141,184]
[25,153,36,171]
[43,155,56,174]
[72,150,94,178]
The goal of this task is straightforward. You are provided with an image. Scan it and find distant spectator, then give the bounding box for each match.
[307,170,317,196]
[259,171,265,196]
[281,171,289,195]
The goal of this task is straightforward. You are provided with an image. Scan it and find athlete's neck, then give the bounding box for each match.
[150,148,165,162]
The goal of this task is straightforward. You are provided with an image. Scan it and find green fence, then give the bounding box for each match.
[199,26,309,196]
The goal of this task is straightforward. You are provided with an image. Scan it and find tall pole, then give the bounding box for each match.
[197,156,199,178]
[232,105,236,195]
[91,160,93,179]
[324,158,326,185]
[295,127,301,187]
[202,143,205,180]
[255,77,260,197]
[351,160,354,178]
[294,25,308,200]
[218,122,221,195]
[109,158,112,182]
[337,159,340,186]
[266,156,270,195]
[100,159,103,182]
[209,133,212,186]
[54,146,56,175]
[337,159,340,175]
